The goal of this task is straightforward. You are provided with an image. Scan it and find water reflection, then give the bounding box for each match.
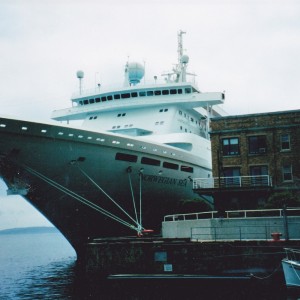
[17,258,300,300]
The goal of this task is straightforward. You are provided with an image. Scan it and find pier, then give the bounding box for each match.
[83,208,300,288]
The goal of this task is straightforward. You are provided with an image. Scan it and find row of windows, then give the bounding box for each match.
[115,152,194,173]
[222,134,291,156]
[77,87,196,106]
[223,164,293,182]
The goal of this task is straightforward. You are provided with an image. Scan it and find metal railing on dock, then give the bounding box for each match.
[192,175,272,189]
[190,224,290,241]
[164,208,300,222]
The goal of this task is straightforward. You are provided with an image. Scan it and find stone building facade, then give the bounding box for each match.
[204,109,300,210]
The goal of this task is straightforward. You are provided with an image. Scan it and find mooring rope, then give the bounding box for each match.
[250,262,282,280]
[23,164,138,231]
[127,171,139,227]
[77,165,141,228]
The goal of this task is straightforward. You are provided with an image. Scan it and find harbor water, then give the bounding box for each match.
[0,229,299,300]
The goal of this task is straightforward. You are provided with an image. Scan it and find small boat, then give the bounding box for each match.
[282,248,300,288]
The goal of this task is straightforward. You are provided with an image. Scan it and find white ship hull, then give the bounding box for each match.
[0,117,211,256]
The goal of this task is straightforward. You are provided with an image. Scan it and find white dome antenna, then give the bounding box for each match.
[124,62,145,86]
[76,70,84,94]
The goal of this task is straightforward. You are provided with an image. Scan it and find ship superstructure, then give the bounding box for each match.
[0,31,224,257]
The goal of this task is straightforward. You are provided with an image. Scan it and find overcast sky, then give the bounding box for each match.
[0,0,300,229]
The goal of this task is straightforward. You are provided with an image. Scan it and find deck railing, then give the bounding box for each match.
[193,175,272,189]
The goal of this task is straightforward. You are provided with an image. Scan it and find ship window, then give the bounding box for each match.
[155,90,161,96]
[181,165,193,173]
[121,93,130,99]
[89,116,93,120]
[115,152,138,162]
[107,95,113,100]
[139,91,146,97]
[131,92,138,97]
[164,109,168,112]
[117,114,121,117]
[159,109,163,112]
[114,94,120,100]
[185,88,191,94]
[122,113,126,116]
[83,100,89,105]
[141,157,160,166]
[79,101,83,105]
[170,89,177,95]
[162,90,169,95]
[178,89,183,94]
[147,91,154,96]
[163,162,179,170]
[179,111,182,115]
[101,96,107,101]
[89,99,95,104]
[95,98,100,103]
[93,116,97,119]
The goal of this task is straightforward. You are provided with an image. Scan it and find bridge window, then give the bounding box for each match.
[107,95,113,100]
[121,93,130,99]
[83,100,89,105]
[89,99,95,104]
[147,91,154,96]
[170,89,177,95]
[155,90,161,96]
[185,88,191,94]
[131,92,138,97]
[139,91,146,97]
[162,90,169,95]
[114,94,120,100]
[101,96,107,101]
[95,98,100,103]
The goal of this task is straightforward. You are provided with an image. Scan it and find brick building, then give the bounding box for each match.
[194,109,300,211]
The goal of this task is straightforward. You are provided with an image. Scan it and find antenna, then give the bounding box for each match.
[177,30,186,65]
[76,70,84,95]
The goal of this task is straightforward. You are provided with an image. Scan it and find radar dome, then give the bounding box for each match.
[181,55,189,64]
[76,70,84,79]
[127,62,145,85]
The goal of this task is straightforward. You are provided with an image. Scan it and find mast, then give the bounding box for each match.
[176,30,188,83]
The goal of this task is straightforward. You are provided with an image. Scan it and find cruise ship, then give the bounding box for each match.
[0,31,225,257]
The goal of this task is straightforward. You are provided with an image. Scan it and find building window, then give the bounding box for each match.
[250,165,269,186]
[282,164,293,181]
[223,167,241,187]
[281,134,291,151]
[248,136,267,154]
[222,137,239,156]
